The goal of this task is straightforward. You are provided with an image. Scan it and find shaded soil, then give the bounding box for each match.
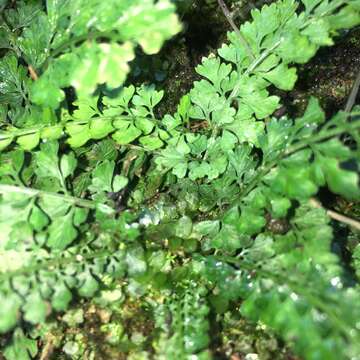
[288,28,360,117]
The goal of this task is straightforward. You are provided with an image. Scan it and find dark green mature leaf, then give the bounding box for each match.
[0,54,29,109]
[17,13,53,69]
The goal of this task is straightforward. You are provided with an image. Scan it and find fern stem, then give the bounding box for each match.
[0,115,158,153]
[229,40,282,101]
[302,0,345,28]
[285,120,360,155]
[309,198,360,230]
[0,249,113,282]
[0,115,138,140]
[245,40,282,76]
[218,256,354,341]
[345,70,360,113]
[217,0,256,62]
[235,119,360,202]
[0,184,114,212]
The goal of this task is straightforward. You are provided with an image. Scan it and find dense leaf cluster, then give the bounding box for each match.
[0,0,360,359]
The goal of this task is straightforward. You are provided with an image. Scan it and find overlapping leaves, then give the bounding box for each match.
[0,140,137,333]
[0,0,181,110]
[0,85,166,151]
[0,0,360,359]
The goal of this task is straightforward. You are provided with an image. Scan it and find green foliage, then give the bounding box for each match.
[353,242,360,280]
[155,283,211,359]
[3,329,37,360]
[1,0,360,359]
[0,84,167,150]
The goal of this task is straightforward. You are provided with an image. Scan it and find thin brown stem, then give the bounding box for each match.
[217,0,256,62]
[39,337,56,360]
[309,198,360,231]
[345,70,360,113]
[28,65,38,80]
[232,119,360,206]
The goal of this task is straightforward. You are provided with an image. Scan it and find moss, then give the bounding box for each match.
[213,312,298,360]
[34,296,155,359]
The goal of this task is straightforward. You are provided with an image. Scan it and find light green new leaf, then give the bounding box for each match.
[175,216,193,238]
[271,166,318,199]
[89,160,126,193]
[29,205,49,232]
[30,76,65,109]
[155,136,191,177]
[52,282,72,311]
[241,93,279,119]
[242,2,281,49]
[90,118,114,139]
[192,220,220,239]
[66,123,92,148]
[16,133,40,151]
[3,328,38,360]
[132,85,164,113]
[276,31,317,64]
[23,293,48,324]
[270,196,291,218]
[301,0,322,14]
[261,63,298,90]
[72,42,135,96]
[211,224,241,252]
[118,0,181,54]
[139,135,164,150]
[0,136,13,151]
[103,85,135,113]
[41,125,63,140]
[328,5,360,30]
[47,211,78,249]
[220,130,238,152]
[296,97,325,126]
[212,103,236,125]
[46,0,62,31]
[237,207,266,236]
[60,152,77,179]
[113,175,128,192]
[72,97,100,120]
[188,161,212,181]
[17,12,53,69]
[35,141,62,181]
[78,272,99,298]
[0,54,29,107]
[126,247,147,276]
[0,294,20,333]
[316,156,360,200]
[189,81,223,119]
[172,162,188,178]
[195,57,232,93]
[177,94,191,123]
[225,118,264,146]
[135,118,155,135]
[112,124,141,145]
[89,161,115,193]
[301,18,333,46]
